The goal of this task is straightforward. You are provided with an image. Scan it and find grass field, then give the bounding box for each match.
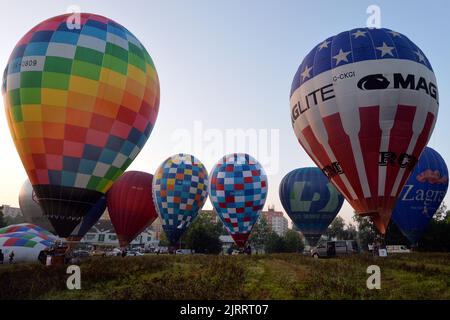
[1,253,449,300]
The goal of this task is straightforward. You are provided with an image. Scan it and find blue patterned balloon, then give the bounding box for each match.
[152,154,208,245]
[279,167,344,246]
[209,153,268,247]
[391,147,448,244]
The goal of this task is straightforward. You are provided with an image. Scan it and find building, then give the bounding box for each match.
[262,207,289,236]
[81,219,159,248]
[1,205,22,218]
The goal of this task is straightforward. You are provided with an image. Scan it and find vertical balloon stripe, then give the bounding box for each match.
[384,105,416,197]
[300,125,353,201]
[323,113,365,201]
[358,106,382,200]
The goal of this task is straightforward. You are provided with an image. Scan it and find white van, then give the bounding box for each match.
[311,240,360,258]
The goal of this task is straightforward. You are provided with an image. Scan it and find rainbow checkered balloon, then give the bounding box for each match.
[152,154,208,245]
[209,153,268,247]
[2,14,160,237]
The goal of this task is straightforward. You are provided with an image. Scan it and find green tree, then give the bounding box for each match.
[264,232,285,253]
[353,214,378,251]
[249,216,270,251]
[182,212,223,254]
[417,210,450,252]
[158,232,170,247]
[434,202,447,221]
[0,206,6,228]
[326,216,346,239]
[284,229,304,252]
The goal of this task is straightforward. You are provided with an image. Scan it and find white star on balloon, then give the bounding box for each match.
[388,31,402,37]
[376,42,395,57]
[318,40,330,50]
[415,49,426,62]
[352,30,366,38]
[301,65,312,80]
[333,49,351,65]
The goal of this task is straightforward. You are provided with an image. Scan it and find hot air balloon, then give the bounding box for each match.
[0,223,56,240]
[107,171,158,247]
[68,196,107,241]
[279,167,344,247]
[209,153,268,248]
[391,147,448,244]
[19,179,55,233]
[152,154,209,246]
[2,14,160,237]
[0,232,55,263]
[290,28,439,234]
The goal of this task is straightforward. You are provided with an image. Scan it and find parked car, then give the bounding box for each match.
[72,250,90,258]
[126,250,144,256]
[175,249,193,255]
[311,240,359,258]
[90,249,106,257]
[155,246,169,254]
[106,248,122,257]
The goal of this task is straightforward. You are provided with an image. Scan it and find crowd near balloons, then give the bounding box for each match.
[0,14,447,264]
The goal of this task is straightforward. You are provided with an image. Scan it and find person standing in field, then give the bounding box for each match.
[9,251,14,264]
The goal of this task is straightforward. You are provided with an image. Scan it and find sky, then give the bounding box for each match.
[0,0,449,226]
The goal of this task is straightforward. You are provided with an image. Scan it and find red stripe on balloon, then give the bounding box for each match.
[322,113,365,201]
[300,125,350,201]
[358,106,382,201]
[384,105,416,198]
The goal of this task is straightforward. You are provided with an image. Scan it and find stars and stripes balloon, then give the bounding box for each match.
[107,171,158,247]
[391,147,448,244]
[290,28,438,234]
[2,14,160,237]
[279,167,344,247]
[209,153,268,248]
[152,154,209,246]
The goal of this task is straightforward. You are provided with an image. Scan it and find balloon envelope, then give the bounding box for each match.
[107,171,158,247]
[391,147,448,244]
[0,232,55,263]
[290,28,439,234]
[152,154,208,246]
[209,153,268,247]
[2,13,160,237]
[0,223,56,240]
[69,196,107,241]
[279,167,344,246]
[19,180,55,233]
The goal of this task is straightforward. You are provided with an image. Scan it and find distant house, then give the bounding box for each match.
[1,205,22,218]
[261,207,289,236]
[219,235,234,253]
[81,219,158,248]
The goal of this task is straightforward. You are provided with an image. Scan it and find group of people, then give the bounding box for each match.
[0,249,15,264]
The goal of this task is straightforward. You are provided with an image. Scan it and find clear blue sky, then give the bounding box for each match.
[0,0,449,225]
